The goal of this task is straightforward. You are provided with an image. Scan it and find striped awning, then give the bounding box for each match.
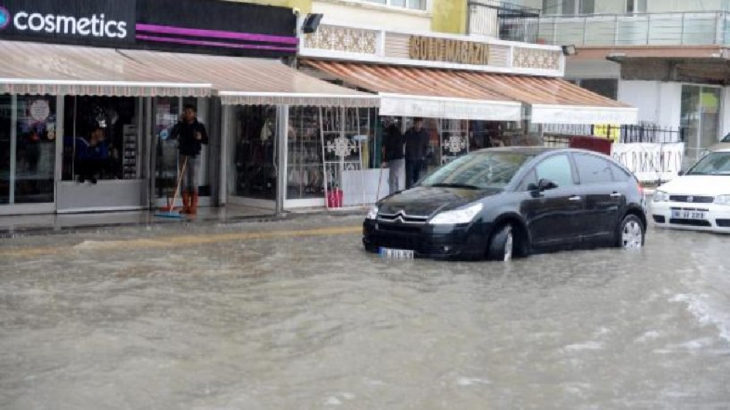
[303,60,522,121]
[455,72,638,125]
[0,40,378,107]
[303,60,637,124]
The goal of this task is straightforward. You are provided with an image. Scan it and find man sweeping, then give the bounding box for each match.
[170,104,208,214]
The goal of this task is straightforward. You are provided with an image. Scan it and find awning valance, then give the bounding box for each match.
[303,60,522,121]
[0,41,378,107]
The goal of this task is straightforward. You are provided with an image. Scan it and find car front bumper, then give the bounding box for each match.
[362,219,491,259]
[651,201,730,233]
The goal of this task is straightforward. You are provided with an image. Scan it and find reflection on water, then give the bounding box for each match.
[1,217,729,408]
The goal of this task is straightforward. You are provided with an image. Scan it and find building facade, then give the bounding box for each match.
[491,0,730,164]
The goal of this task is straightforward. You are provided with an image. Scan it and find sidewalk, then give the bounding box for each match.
[0,205,369,237]
[0,205,275,237]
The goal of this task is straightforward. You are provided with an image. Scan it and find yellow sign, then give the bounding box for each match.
[409,36,489,66]
[594,124,621,143]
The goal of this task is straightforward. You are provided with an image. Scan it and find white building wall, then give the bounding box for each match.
[618,81,681,129]
[312,1,431,32]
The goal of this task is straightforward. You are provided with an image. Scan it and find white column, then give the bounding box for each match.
[219,105,230,207]
[9,94,17,204]
[276,104,289,215]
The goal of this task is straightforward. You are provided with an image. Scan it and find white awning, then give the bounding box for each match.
[0,40,378,107]
[379,93,522,121]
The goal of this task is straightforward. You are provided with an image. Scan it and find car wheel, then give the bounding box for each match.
[487,224,514,262]
[617,214,644,250]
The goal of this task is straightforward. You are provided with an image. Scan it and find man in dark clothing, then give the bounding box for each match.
[75,124,109,184]
[404,117,429,189]
[382,119,404,194]
[170,104,208,214]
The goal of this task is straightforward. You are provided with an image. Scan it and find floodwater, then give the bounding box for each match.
[1,215,729,409]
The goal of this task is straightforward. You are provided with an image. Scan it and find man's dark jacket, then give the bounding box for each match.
[171,119,209,156]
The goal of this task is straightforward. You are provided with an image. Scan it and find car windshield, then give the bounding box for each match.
[723,134,730,143]
[420,151,533,190]
[687,152,730,175]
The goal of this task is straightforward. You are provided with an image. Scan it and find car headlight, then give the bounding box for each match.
[714,195,730,206]
[429,203,483,225]
[653,190,669,203]
[366,205,378,220]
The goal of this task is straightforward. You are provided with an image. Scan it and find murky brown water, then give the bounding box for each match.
[1,216,729,409]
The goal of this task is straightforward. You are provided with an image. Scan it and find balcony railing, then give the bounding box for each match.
[529,11,730,46]
[467,0,541,43]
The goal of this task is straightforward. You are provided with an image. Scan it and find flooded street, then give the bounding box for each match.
[1,215,729,409]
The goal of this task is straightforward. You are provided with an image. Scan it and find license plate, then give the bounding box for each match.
[671,210,707,220]
[378,247,415,259]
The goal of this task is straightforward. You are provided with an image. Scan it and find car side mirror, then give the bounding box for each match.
[678,170,685,176]
[537,178,558,191]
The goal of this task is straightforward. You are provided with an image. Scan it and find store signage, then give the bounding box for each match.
[0,0,134,44]
[0,0,296,57]
[136,0,297,57]
[409,36,489,66]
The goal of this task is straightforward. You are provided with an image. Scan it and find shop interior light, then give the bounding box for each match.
[302,13,323,34]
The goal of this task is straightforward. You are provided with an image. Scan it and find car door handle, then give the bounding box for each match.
[610,192,623,198]
[568,195,582,201]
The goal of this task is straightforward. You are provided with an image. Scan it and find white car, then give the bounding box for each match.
[652,148,730,233]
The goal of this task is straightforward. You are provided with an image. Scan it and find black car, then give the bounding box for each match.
[363,147,647,261]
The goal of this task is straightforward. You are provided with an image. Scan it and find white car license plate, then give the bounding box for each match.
[379,247,415,259]
[671,210,707,220]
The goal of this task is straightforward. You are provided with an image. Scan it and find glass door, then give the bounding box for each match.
[227,105,277,209]
[681,85,721,168]
[0,94,57,214]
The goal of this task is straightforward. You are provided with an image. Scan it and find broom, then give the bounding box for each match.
[154,156,188,219]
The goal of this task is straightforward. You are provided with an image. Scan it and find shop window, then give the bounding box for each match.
[15,96,56,203]
[63,96,139,183]
[542,0,594,15]
[287,107,325,200]
[231,106,277,200]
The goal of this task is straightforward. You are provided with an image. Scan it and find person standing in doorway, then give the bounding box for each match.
[382,118,404,194]
[75,122,109,184]
[170,104,208,214]
[404,117,429,189]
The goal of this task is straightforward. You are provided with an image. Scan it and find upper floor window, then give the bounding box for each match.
[626,0,647,13]
[542,0,594,15]
[364,0,427,11]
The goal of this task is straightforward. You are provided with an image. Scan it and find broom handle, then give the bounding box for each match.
[170,156,188,211]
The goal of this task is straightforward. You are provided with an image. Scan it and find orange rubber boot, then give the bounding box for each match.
[190,192,199,215]
[181,190,191,214]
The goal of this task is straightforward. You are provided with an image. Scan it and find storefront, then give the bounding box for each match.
[297,22,639,207]
[0,0,377,215]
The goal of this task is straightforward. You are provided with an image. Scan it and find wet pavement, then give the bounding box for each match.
[1,215,729,409]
